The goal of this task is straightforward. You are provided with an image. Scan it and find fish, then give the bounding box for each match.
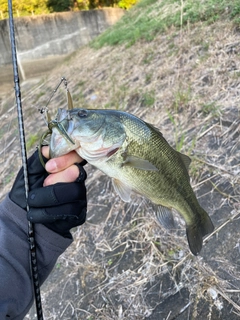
[49,108,214,255]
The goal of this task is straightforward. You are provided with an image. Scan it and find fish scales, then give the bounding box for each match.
[49,108,214,255]
[109,117,186,203]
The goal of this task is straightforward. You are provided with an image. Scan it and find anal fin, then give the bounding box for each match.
[156,205,175,230]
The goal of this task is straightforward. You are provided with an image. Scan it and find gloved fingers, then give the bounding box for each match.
[79,159,88,166]
[48,211,87,232]
[41,209,87,237]
[28,148,48,174]
[17,148,48,189]
[27,203,87,224]
[12,148,46,182]
[74,163,87,182]
[10,148,48,208]
[28,182,86,207]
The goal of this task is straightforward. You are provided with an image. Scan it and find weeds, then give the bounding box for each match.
[166,86,192,152]
[141,90,155,107]
[26,133,39,151]
[33,91,45,104]
[3,172,15,184]
[91,0,240,48]
[201,102,222,118]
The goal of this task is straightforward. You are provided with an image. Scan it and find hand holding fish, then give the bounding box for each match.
[42,146,84,186]
[10,147,87,237]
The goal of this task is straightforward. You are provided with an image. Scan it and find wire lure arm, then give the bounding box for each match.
[39,77,75,166]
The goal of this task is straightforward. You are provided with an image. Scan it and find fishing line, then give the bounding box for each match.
[7,1,43,319]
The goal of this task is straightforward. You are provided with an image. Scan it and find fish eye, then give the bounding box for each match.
[78,109,88,118]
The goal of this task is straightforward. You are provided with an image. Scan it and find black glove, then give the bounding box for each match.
[10,149,87,238]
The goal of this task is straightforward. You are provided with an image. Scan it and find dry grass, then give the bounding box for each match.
[1,19,240,320]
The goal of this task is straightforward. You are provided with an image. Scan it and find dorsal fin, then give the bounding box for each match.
[146,122,163,137]
[177,151,191,172]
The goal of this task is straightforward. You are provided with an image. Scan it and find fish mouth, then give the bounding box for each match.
[49,127,80,158]
[50,119,75,145]
[49,111,80,158]
[52,108,77,144]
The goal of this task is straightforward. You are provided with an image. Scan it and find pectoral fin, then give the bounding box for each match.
[123,156,158,171]
[156,205,175,229]
[112,178,132,202]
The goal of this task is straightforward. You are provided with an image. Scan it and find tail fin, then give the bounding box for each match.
[186,208,214,256]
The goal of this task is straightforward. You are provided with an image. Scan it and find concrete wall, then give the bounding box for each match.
[0,8,124,85]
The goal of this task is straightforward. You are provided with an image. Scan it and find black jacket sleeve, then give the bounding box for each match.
[0,195,73,320]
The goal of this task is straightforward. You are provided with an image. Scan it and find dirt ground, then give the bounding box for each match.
[0,20,240,319]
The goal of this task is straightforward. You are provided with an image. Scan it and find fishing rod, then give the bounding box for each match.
[7,1,44,319]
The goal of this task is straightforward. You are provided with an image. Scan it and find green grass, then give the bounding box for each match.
[141,90,155,107]
[3,172,15,184]
[201,102,222,118]
[92,0,240,48]
[26,134,39,151]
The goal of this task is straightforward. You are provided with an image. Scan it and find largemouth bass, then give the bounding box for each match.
[49,108,214,255]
